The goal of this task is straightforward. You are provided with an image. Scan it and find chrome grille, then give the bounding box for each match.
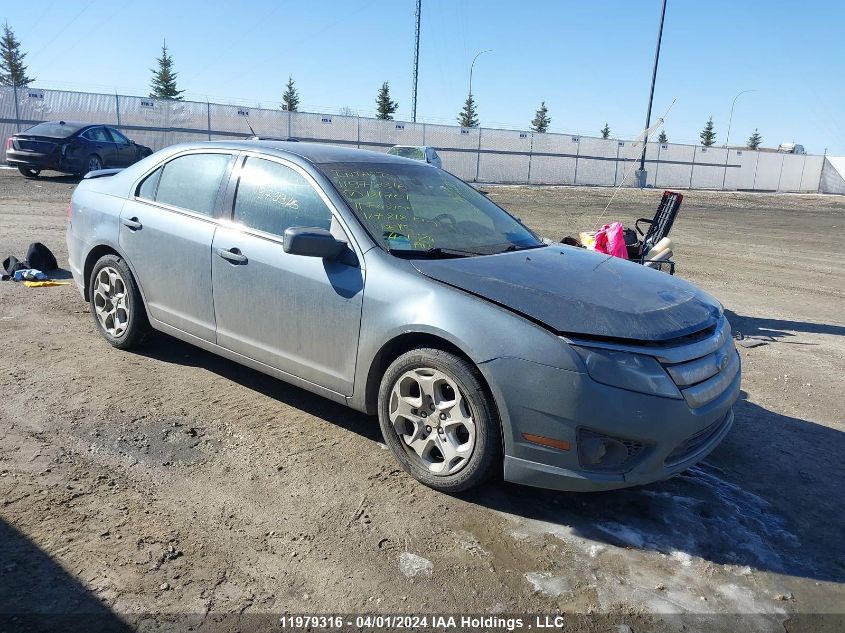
[658,319,740,409]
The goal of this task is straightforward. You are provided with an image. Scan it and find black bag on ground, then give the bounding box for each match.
[26,242,58,271]
[3,255,27,275]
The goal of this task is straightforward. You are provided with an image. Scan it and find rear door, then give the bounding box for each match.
[210,154,364,394]
[119,150,234,341]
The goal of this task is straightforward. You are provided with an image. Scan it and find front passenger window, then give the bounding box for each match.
[234,157,332,237]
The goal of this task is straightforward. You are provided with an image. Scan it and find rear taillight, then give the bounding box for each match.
[5,137,12,151]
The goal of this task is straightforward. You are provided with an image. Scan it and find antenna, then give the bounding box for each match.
[593,98,676,230]
[244,114,256,138]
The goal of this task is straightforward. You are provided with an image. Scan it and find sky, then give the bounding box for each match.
[4,0,844,154]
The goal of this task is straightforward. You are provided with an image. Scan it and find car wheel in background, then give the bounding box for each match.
[89,254,150,350]
[18,166,40,178]
[378,347,502,493]
[85,154,103,174]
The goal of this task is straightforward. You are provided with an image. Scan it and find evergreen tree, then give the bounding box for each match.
[149,42,184,100]
[375,82,398,120]
[282,76,299,112]
[747,128,762,150]
[0,21,35,87]
[700,116,716,146]
[600,123,610,139]
[457,93,479,128]
[530,101,550,133]
[657,130,668,144]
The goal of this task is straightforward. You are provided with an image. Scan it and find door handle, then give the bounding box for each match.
[217,247,248,264]
[122,217,142,230]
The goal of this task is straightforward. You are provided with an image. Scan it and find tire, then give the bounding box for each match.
[85,154,103,174]
[18,166,40,178]
[378,347,502,493]
[88,254,150,349]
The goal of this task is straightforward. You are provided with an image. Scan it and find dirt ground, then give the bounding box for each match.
[0,166,843,633]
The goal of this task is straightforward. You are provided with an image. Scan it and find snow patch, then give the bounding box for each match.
[525,571,570,597]
[398,552,433,578]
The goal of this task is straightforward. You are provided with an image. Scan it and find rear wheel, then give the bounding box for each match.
[85,154,103,174]
[378,347,502,493]
[89,254,150,349]
[18,166,40,178]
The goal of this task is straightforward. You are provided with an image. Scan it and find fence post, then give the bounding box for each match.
[688,147,696,189]
[776,153,786,192]
[115,93,121,127]
[654,142,662,186]
[798,153,808,192]
[474,128,482,182]
[12,85,21,132]
[356,115,360,149]
[527,132,533,185]
[613,141,621,185]
[752,151,761,191]
[573,137,580,185]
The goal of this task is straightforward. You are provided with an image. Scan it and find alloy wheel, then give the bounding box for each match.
[92,266,130,337]
[388,367,476,475]
[88,156,102,172]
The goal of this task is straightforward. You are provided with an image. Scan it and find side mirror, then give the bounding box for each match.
[283,227,346,260]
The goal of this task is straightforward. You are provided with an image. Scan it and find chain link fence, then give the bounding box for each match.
[0,86,829,192]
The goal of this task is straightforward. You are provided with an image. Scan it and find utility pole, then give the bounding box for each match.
[636,0,667,188]
[411,0,421,123]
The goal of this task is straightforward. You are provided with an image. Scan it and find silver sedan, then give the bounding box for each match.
[66,141,740,493]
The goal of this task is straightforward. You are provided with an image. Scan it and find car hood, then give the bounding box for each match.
[411,245,722,342]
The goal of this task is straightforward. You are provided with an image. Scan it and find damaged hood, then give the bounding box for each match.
[412,245,722,342]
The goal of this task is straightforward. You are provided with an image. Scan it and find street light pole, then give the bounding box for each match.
[721,89,755,189]
[469,49,492,98]
[411,0,421,123]
[725,89,755,149]
[637,0,667,187]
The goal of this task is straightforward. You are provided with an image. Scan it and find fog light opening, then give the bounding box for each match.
[579,436,629,469]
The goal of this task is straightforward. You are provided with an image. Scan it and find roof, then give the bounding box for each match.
[178,140,412,165]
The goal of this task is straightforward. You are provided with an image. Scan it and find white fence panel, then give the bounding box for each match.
[654,143,694,188]
[576,137,618,186]
[529,133,578,184]
[753,153,784,190]
[723,149,758,190]
[800,155,824,192]
[477,129,531,183]
[778,154,805,191]
[690,146,728,189]
[615,141,658,187]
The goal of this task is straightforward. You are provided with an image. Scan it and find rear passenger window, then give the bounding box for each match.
[234,157,332,237]
[138,167,162,200]
[154,153,231,216]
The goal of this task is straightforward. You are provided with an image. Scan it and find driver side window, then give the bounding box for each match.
[234,157,332,238]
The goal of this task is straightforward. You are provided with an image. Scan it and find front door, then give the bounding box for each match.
[119,151,234,341]
[211,155,364,395]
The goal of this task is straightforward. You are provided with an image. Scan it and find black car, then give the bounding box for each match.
[5,120,153,178]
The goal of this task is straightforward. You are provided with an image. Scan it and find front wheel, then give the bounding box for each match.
[377,348,502,493]
[18,166,40,178]
[89,254,150,349]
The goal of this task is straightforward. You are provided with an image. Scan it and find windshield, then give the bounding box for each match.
[23,121,86,138]
[321,162,543,256]
[387,146,425,161]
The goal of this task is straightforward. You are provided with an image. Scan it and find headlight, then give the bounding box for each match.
[572,346,682,399]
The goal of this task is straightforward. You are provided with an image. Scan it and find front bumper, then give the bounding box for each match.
[482,354,740,492]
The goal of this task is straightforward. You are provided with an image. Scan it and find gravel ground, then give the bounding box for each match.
[0,167,843,633]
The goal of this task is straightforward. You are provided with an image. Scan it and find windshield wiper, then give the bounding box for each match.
[387,246,481,259]
[498,243,547,253]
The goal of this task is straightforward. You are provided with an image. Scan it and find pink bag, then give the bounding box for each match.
[594,222,628,259]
